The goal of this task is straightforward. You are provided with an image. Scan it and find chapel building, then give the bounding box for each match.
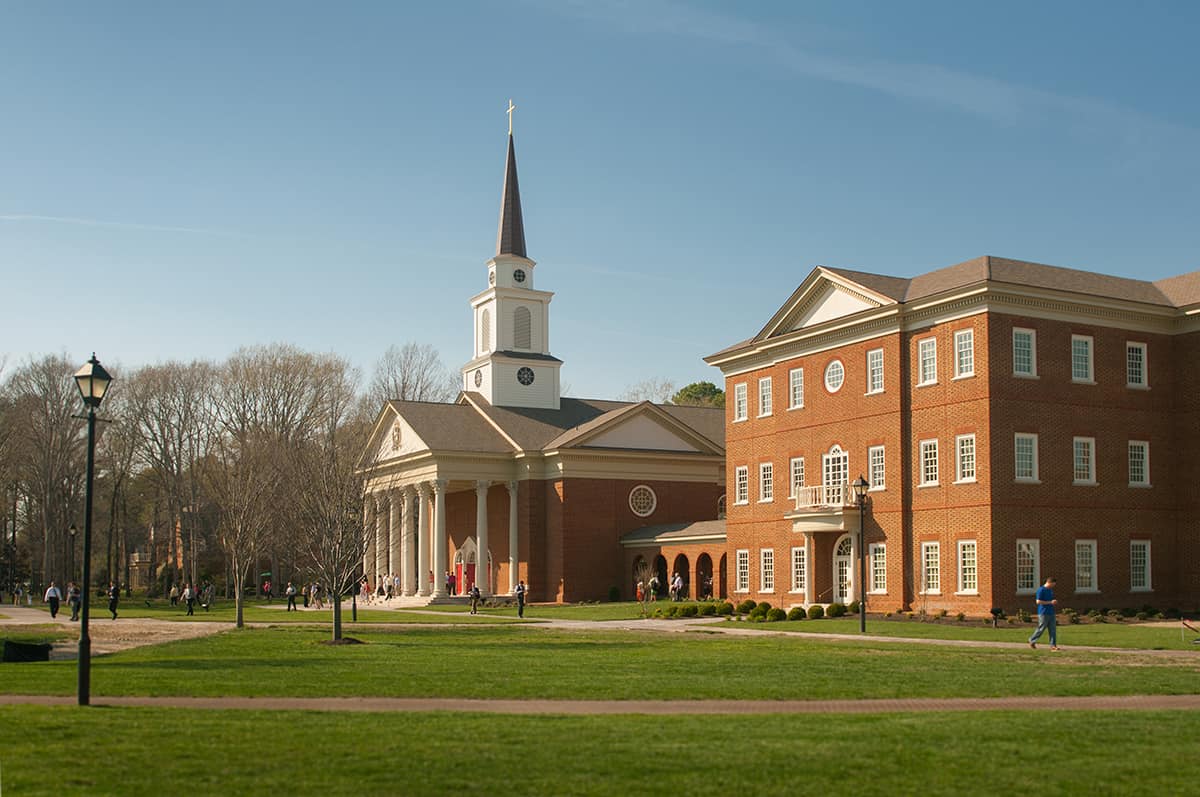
[358,126,725,603]
[704,258,1200,614]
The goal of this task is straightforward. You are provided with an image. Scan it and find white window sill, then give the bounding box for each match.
[1129,482,1152,489]
[1126,383,1150,391]
[1131,587,1153,593]
[916,380,938,388]
[1072,480,1098,487]
[868,589,887,595]
[1071,379,1096,385]
[732,417,748,423]
[865,389,885,396]
[952,372,975,381]
[733,500,749,506]
[759,589,776,594]
[734,589,750,594]
[954,590,979,597]
[918,590,941,596]
[953,477,977,485]
[918,482,940,489]
[787,404,804,411]
[757,412,772,419]
[788,589,806,595]
[1015,478,1041,484]
[1075,588,1100,594]
[758,498,774,504]
[1013,372,1039,379]
[868,486,885,493]
[1016,589,1036,595]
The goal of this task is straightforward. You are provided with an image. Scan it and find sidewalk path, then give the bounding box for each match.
[2,693,1198,714]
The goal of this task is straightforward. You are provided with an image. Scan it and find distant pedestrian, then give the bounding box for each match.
[202,582,214,611]
[1029,577,1059,650]
[286,582,297,611]
[649,575,660,602]
[107,582,120,620]
[515,580,527,618]
[469,584,481,614]
[446,571,456,596]
[312,583,324,610]
[183,583,196,616]
[44,581,62,619]
[67,582,81,621]
[302,583,310,608]
[263,579,273,602]
[169,584,180,606]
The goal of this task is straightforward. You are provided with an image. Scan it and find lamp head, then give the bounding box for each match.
[851,474,869,500]
[74,354,113,409]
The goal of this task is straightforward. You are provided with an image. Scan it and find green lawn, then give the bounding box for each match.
[25,600,516,625]
[0,624,72,645]
[0,706,1197,795]
[1,626,1197,700]
[422,599,701,620]
[732,615,1200,650]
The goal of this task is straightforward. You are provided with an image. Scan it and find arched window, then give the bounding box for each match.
[717,494,727,519]
[481,309,491,353]
[514,306,532,349]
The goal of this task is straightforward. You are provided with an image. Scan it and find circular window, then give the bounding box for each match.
[629,485,657,517]
[488,271,496,286]
[517,367,535,386]
[824,360,845,393]
[513,269,526,284]
[473,369,483,388]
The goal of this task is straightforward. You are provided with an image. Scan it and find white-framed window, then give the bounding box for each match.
[759,462,774,503]
[733,383,748,421]
[735,549,750,593]
[868,445,886,490]
[789,367,804,409]
[758,376,773,417]
[917,338,937,386]
[760,548,775,593]
[789,457,805,498]
[824,360,845,393]
[1128,440,1150,487]
[1130,540,1151,592]
[1073,437,1096,485]
[1126,342,1148,388]
[954,329,975,378]
[955,434,976,483]
[1013,328,1037,377]
[734,466,749,504]
[869,543,887,593]
[1015,433,1039,482]
[1071,335,1094,383]
[790,546,807,593]
[1075,540,1098,593]
[957,540,978,594]
[919,439,939,486]
[822,445,848,499]
[866,348,884,394]
[1016,539,1040,594]
[921,542,940,594]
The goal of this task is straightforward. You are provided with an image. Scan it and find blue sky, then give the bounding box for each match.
[3,1,1198,398]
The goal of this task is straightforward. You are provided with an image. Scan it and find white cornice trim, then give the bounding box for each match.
[621,532,727,548]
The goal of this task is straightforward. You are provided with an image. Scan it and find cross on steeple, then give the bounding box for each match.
[506,99,516,135]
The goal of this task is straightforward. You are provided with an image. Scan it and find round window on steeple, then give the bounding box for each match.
[517,367,535,386]
[474,369,483,388]
[513,268,526,284]
[489,271,496,286]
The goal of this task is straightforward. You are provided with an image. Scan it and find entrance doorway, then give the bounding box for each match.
[696,553,713,599]
[833,535,853,604]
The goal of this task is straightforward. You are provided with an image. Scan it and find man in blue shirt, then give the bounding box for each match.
[1028,576,1059,650]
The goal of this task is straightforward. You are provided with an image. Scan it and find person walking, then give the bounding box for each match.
[43,581,62,619]
[469,584,481,615]
[107,581,120,620]
[1028,576,1059,650]
[285,581,297,612]
[515,580,527,618]
[181,583,195,616]
[67,582,81,621]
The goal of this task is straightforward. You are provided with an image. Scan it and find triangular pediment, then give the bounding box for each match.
[553,402,723,456]
[757,267,898,341]
[359,404,432,470]
[585,414,702,452]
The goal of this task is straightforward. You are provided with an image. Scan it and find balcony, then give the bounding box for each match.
[785,482,855,534]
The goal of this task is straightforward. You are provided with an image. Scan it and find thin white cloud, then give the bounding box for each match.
[0,214,239,237]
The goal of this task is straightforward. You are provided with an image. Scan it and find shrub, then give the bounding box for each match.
[807,604,825,620]
[698,602,717,617]
[737,599,757,615]
[847,600,860,614]
[955,612,966,622]
[607,586,621,603]
[1108,609,1124,621]
[786,606,805,621]
[716,601,735,616]
[827,603,847,618]
[1135,611,1149,621]
[766,608,787,622]
[664,605,680,618]
[1086,609,1101,618]
[1016,609,1032,623]
[1165,607,1181,620]
[652,608,664,618]
[937,608,948,619]
[1120,607,1137,618]
[680,604,699,618]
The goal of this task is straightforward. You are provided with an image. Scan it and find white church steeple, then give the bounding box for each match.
[462,103,562,409]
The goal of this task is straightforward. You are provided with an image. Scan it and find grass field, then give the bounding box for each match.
[1,625,1197,699]
[0,624,71,645]
[0,705,1197,795]
[23,600,519,625]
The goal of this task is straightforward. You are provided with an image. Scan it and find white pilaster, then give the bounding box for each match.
[850,533,860,604]
[475,480,490,597]
[389,489,402,592]
[507,480,519,594]
[375,494,388,588]
[401,487,416,596]
[433,479,448,597]
[417,483,431,596]
[363,497,376,584]
[805,534,813,606]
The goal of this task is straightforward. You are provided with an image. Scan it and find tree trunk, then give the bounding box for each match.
[332,588,342,641]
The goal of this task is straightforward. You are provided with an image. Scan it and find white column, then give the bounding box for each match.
[475,480,490,597]
[363,497,376,584]
[433,479,448,597]
[805,534,814,606]
[401,487,415,596]
[507,480,519,594]
[375,495,388,588]
[389,489,402,593]
[416,483,430,596]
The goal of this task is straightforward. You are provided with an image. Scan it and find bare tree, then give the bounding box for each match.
[620,377,676,404]
[367,343,459,409]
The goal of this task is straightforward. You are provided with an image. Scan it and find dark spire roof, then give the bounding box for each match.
[495,133,527,258]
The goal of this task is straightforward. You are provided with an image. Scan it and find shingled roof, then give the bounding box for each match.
[384,400,514,454]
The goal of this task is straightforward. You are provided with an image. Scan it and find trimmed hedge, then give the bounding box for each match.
[765,607,787,622]
[807,604,825,620]
[786,606,805,621]
[827,603,847,618]
[737,599,757,615]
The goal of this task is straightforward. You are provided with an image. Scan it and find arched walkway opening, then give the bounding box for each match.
[631,555,647,600]
[696,553,713,599]
[718,553,728,599]
[671,553,690,600]
[653,555,668,598]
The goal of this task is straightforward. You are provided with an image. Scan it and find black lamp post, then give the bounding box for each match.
[73,353,113,706]
[68,524,77,583]
[851,474,869,634]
